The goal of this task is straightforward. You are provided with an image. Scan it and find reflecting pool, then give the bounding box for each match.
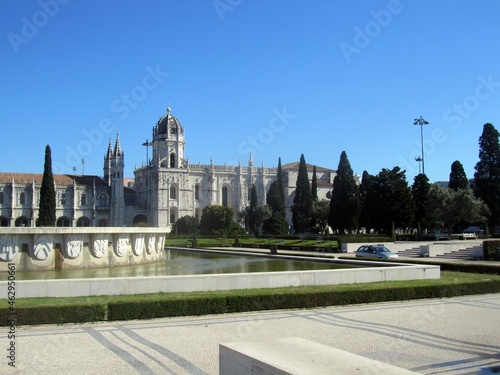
[15,249,364,280]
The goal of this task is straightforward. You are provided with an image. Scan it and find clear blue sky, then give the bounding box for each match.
[2,0,500,183]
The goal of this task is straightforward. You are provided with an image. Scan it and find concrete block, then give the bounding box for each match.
[219,337,419,375]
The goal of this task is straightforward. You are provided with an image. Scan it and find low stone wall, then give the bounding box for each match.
[0,227,166,272]
[0,260,440,298]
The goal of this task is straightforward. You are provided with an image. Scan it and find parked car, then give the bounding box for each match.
[355,245,399,260]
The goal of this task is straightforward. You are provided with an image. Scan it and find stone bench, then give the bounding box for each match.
[461,233,478,240]
[219,337,419,374]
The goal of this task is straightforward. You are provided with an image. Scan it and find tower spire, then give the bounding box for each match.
[114,134,122,156]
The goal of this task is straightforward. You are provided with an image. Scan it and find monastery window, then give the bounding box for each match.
[0,192,3,204]
[98,219,108,227]
[15,217,29,227]
[20,192,25,205]
[195,185,200,200]
[170,186,177,199]
[170,212,176,225]
[98,193,108,207]
[61,193,66,206]
[0,217,8,227]
[76,217,91,227]
[222,186,228,207]
[57,217,71,227]
[81,193,87,206]
[170,153,176,168]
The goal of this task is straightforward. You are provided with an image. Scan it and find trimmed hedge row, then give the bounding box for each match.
[2,303,107,326]
[3,279,500,326]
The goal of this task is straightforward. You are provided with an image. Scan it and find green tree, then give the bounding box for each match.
[359,171,376,232]
[311,199,330,233]
[262,180,288,235]
[473,123,500,226]
[172,216,199,235]
[291,154,313,233]
[266,181,285,216]
[311,165,318,200]
[328,151,360,233]
[248,185,259,235]
[379,167,415,234]
[427,184,490,234]
[38,145,56,226]
[262,211,289,235]
[366,167,415,234]
[199,205,235,235]
[412,173,430,234]
[449,160,468,191]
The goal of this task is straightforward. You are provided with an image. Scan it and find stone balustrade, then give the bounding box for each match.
[0,227,166,272]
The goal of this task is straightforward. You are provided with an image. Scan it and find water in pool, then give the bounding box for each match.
[14,249,363,280]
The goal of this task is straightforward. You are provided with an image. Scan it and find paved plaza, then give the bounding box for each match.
[3,293,500,374]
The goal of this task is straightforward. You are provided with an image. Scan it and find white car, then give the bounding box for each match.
[355,245,399,260]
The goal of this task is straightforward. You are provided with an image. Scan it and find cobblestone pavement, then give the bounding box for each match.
[5,293,500,374]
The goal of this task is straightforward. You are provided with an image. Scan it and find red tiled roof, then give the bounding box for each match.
[0,172,108,186]
[281,162,334,173]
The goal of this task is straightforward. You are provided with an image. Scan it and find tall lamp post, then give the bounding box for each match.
[415,157,423,174]
[142,139,152,224]
[413,116,429,175]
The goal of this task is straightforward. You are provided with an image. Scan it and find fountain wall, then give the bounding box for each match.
[0,227,166,272]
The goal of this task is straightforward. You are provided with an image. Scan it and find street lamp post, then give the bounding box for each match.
[142,140,153,224]
[415,157,423,174]
[413,116,429,175]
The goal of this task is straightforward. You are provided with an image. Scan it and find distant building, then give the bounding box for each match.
[0,107,344,230]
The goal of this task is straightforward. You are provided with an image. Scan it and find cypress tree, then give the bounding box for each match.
[38,145,56,226]
[263,180,288,235]
[291,154,313,233]
[473,123,500,226]
[449,160,468,191]
[248,184,258,235]
[311,165,318,200]
[328,151,360,233]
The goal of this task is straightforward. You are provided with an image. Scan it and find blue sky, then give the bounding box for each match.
[1,0,500,183]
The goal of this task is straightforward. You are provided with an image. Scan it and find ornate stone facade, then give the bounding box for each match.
[0,107,341,230]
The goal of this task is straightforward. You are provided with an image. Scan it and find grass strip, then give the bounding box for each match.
[2,271,500,326]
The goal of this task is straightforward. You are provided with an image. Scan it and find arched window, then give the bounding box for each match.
[20,192,25,205]
[15,217,29,227]
[0,217,8,226]
[170,186,176,199]
[222,186,228,207]
[81,193,87,206]
[98,193,108,207]
[98,218,108,227]
[195,185,200,200]
[170,212,176,225]
[76,217,91,227]
[61,193,66,205]
[170,153,176,168]
[57,217,71,227]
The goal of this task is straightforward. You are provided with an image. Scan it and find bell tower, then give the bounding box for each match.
[108,134,125,226]
[152,107,186,169]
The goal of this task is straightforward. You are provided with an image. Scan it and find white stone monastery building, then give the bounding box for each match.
[0,108,341,231]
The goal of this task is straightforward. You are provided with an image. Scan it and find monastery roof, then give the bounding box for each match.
[0,172,108,186]
[156,107,183,135]
[281,162,335,173]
